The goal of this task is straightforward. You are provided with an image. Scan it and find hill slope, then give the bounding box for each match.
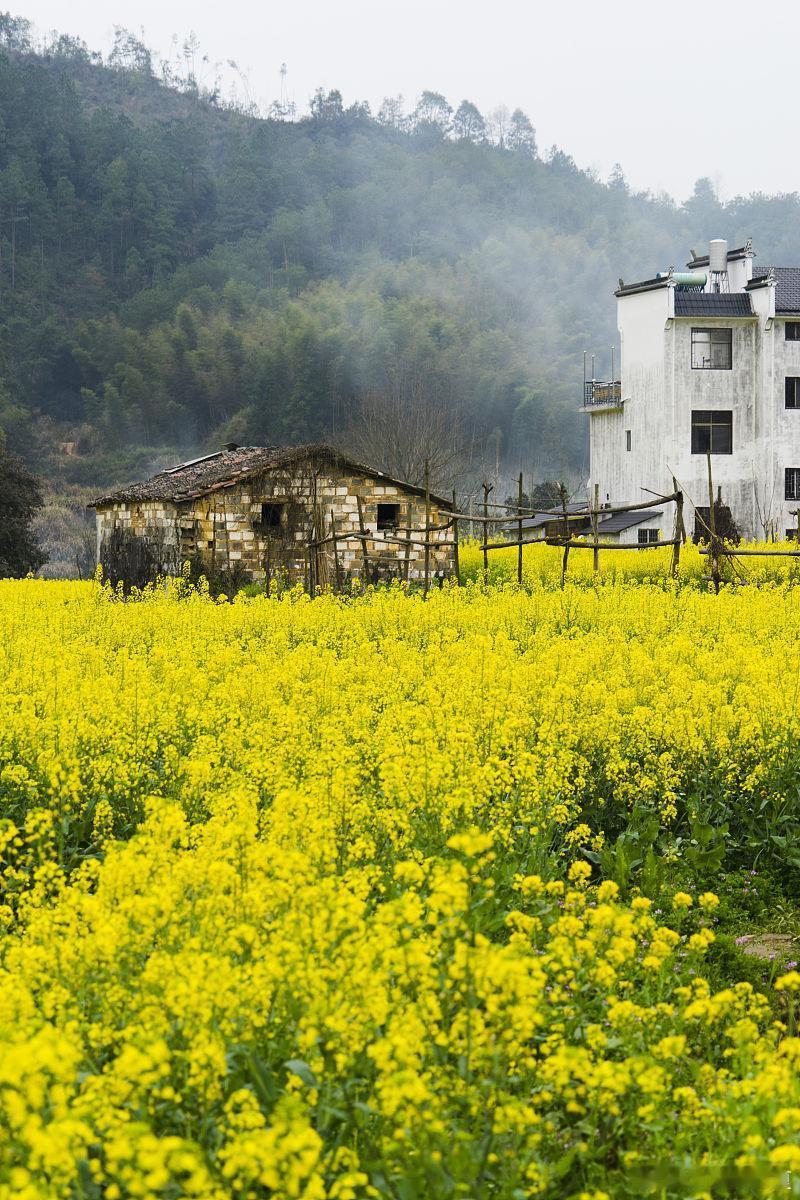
[2,21,800,568]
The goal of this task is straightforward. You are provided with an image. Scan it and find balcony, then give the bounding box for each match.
[581,380,622,410]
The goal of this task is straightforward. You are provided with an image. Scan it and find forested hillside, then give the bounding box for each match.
[3,14,800,569]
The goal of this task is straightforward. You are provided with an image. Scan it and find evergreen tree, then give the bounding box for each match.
[0,432,46,576]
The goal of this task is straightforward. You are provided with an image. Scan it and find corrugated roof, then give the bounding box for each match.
[597,510,662,534]
[674,293,753,317]
[91,444,452,509]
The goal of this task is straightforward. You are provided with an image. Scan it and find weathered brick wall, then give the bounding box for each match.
[178,466,454,584]
[96,500,181,579]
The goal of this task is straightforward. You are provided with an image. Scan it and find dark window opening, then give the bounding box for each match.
[787,529,798,542]
[260,501,284,530]
[786,322,800,341]
[787,378,800,409]
[691,410,733,454]
[637,528,660,546]
[693,504,739,543]
[691,327,732,370]
[377,503,401,530]
[625,429,631,451]
[786,469,800,501]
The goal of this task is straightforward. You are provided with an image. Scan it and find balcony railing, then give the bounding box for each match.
[583,380,622,407]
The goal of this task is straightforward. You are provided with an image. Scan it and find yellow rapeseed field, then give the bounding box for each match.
[2,564,800,1198]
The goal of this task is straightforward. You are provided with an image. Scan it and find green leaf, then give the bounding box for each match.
[284,1058,319,1088]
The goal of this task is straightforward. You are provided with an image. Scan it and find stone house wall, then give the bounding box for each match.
[97,465,454,585]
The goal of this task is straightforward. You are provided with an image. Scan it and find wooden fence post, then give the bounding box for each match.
[403,501,412,584]
[671,476,683,578]
[329,512,340,592]
[706,453,720,594]
[452,488,461,586]
[482,481,492,579]
[559,482,570,588]
[517,471,524,586]
[423,459,431,596]
[356,494,371,584]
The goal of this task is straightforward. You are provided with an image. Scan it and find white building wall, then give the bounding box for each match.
[667,318,759,538]
[588,287,670,507]
[587,269,800,542]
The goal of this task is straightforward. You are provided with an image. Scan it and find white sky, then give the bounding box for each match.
[18,0,799,201]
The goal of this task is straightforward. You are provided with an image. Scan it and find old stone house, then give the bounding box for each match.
[91,443,455,587]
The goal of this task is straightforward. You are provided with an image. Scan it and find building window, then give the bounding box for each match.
[637,528,660,546]
[786,469,800,501]
[625,429,631,451]
[260,501,284,530]
[786,322,800,341]
[691,327,732,369]
[691,410,733,454]
[787,528,798,542]
[787,378,800,409]
[377,503,401,530]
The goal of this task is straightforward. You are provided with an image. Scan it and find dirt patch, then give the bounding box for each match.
[735,933,798,962]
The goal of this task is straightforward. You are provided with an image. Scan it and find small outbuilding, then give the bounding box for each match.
[90,443,455,588]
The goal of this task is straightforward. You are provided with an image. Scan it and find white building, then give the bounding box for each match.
[584,239,800,540]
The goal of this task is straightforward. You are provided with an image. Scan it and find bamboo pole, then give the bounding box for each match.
[699,547,800,558]
[452,489,461,586]
[544,537,681,552]
[592,482,600,573]
[517,472,524,586]
[446,492,681,524]
[423,459,431,596]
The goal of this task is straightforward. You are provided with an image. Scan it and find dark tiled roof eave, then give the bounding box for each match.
[686,245,753,268]
[615,276,671,298]
[674,293,754,317]
[745,268,800,312]
[90,444,453,510]
[597,510,663,534]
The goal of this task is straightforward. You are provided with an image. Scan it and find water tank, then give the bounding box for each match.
[709,239,728,273]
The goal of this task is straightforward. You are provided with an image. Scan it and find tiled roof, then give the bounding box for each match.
[597,510,662,534]
[91,444,452,508]
[511,502,588,532]
[674,293,753,317]
[615,276,670,298]
[774,268,800,313]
